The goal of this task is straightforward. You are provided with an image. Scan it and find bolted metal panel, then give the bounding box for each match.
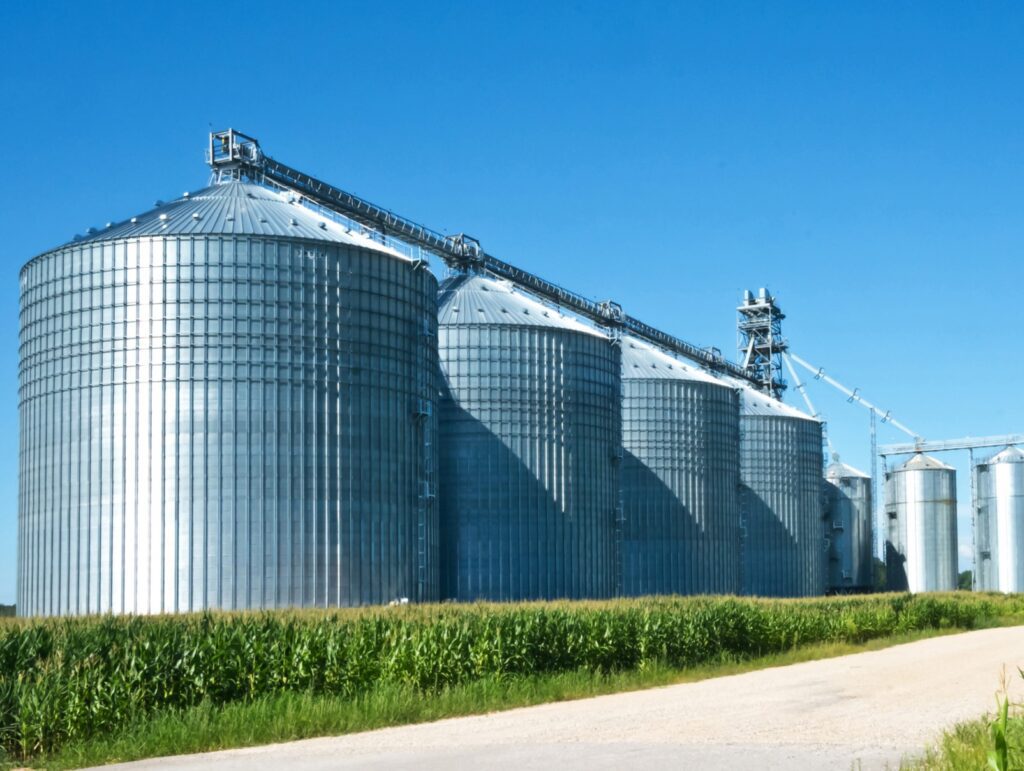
[974,446,1024,593]
[438,274,621,601]
[824,462,874,592]
[884,453,958,593]
[736,387,825,597]
[620,336,740,596]
[18,181,439,617]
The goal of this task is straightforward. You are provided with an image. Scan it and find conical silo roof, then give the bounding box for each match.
[826,461,870,480]
[898,452,955,472]
[620,336,728,385]
[985,446,1024,465]
[45,179,404,256]
[719,376,818,421]
[437,273,606,337]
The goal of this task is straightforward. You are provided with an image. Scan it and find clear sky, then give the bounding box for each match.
[1,1,1021,603]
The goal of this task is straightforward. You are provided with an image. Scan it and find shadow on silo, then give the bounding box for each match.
[885,541,909,592]
[438,401,616,602]
[621,450,741,597]
[739,485,809,597]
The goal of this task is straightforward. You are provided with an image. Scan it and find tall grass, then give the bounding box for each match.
[1,592,1020,764]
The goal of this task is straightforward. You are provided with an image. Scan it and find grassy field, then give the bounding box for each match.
[2,592,1022,769]
[904,672,1023,770]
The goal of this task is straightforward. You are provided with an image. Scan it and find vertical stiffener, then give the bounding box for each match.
[18,181,440,616]
[884,453,958,593]
[824,462,874,592]
[437,274,621,601]
[734,385,825,597]
[620,336,740,596]
[974,446,1024,593]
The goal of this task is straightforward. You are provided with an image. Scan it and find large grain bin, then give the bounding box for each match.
[824,461,874,592]
[18,180,439,616]
[731,384,825,597]
[974,446,1024,593]
[437,274,620,601]
[884,453,957,593]
[620,336,740,596]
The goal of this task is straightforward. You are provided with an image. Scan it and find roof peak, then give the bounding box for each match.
[33,180,407,260]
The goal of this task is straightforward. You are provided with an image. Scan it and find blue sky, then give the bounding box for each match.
[1,1,1021,602]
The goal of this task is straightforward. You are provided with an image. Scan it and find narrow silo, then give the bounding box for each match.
[18,180,439,616]
[884,453,958,593]
[733,385,825,597]
[437,274,620,601]
[824,461,874,593]
[974,446,1024,593]
[620,336,740,596]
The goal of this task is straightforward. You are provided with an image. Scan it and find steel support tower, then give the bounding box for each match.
[738,288,787,399]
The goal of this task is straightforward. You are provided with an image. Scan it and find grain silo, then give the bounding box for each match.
[974,446,1024,593]
[18,180,439,616]
[731,383,825,597]
[824,461,874,593]
[437,273,620,601]
[620,336,740,596]
[884,453,957,593]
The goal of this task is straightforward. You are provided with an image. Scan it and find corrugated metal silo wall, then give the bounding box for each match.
[621,378,740,596]
[884,467,957,593]
[974,458,1024,593]
[824,476,873,591]
[739,415,825,597]
[438,325,621,601]
[18,236,438,616]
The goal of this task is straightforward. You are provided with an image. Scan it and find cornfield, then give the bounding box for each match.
[0,593,1020,762]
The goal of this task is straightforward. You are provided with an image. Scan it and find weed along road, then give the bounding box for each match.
[101,626,1024,771]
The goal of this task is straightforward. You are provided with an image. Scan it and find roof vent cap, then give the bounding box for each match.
[158,213,168,221]
[130,217,138,224]
[182,192,190,198]
[192,213,201,220]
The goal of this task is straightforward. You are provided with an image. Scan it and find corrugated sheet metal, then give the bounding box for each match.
[974,446,1024,593]
[824,462,874,592]
[437,275,603,335]
[18,216,439,616]
[438,274,620,601]
[620,337,740,596]
[884,453,957,593]
[734,385,825,597]
[43,181,406,256]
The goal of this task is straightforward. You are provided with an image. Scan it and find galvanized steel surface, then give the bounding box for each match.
[438,274,620,601]
[736,386,825,597]
[884,454,958,593]
[18,180,439,616]
[824,462,874,591]
[974,446,1024,593]
[620,337,740,596]
[58,182,404,250]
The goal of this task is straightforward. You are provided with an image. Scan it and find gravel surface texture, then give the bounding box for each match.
[97,625,1024,771]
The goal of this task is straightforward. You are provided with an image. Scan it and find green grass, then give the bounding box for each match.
[904,673,1024,770]
[903,716,1024,770]
[2,592,1023,769]
[28,628,967,771]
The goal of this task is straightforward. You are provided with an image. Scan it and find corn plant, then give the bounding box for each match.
[0,592,1020,763]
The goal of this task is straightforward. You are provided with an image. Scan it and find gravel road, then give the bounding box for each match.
[99,626,1024,771]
